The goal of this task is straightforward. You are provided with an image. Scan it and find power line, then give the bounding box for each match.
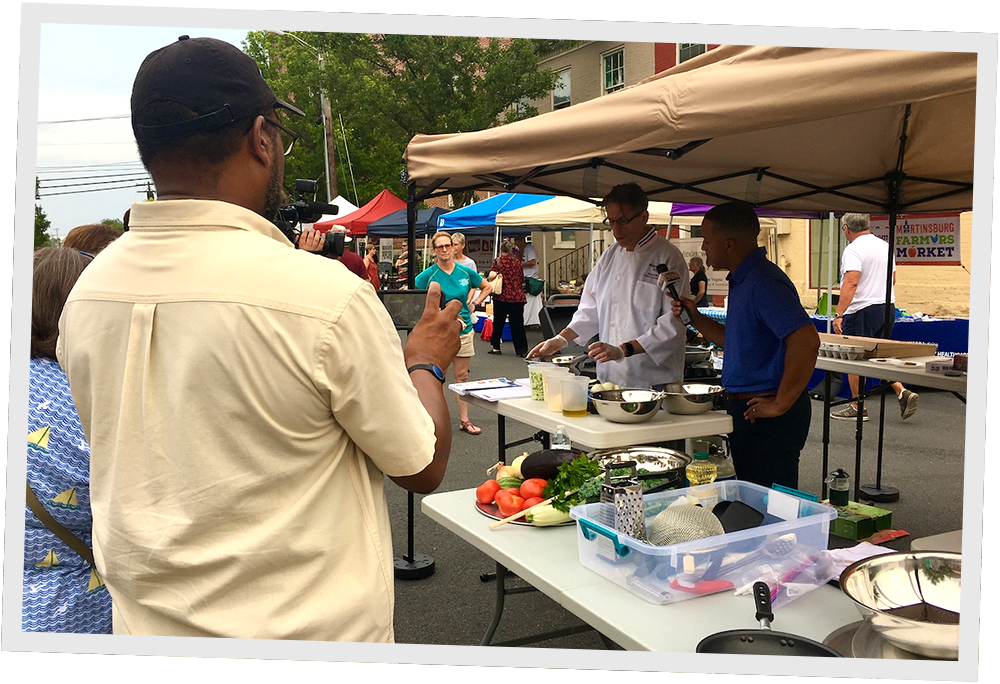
[38,183,152,198]
[36,161,146,173]
[38,114,131,125]
[41,171,151,182]
[40,176,151,190]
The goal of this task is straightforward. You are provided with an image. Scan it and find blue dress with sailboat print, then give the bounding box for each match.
[23,357,112,633]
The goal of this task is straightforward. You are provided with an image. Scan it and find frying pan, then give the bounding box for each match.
[696,582,843,657]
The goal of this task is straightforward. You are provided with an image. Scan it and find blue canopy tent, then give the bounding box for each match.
[366,207,447,237]
[435,193,552,232]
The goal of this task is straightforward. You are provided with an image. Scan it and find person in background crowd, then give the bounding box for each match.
[527,183,688,389]
[24,247,112,634]
[452,232,481,314]
[670,201,820,489]
[689,256,710,307]
[416,231,493,435]
[514,235,542,329]
[57,35,460,642]
[363,243,381,290]
[61,223,123,255]
[831,212,918,422]
[487,239,528,357]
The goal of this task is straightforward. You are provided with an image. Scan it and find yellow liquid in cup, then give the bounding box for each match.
[562,409,588,418]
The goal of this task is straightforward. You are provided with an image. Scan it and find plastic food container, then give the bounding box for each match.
[569,481,837,605]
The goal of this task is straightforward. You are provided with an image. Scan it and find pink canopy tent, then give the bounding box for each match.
[313,189,406,236]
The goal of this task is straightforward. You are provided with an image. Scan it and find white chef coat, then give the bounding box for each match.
[568,229,687,388]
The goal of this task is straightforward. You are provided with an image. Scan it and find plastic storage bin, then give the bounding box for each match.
[568,481,837,605]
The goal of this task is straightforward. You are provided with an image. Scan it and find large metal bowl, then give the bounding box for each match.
[587,446,692,490]
[685,345,712,364]
[589,388,664,423]
[839,551,961,659]
[656,383,725,415]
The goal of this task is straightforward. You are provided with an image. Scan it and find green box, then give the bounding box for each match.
[822,500,893,540]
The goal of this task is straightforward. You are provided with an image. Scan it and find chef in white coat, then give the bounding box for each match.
[527,183,688,388]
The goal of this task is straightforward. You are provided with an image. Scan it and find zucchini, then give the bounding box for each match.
[497,476,524,490]
[526,503,573,526]
[519,448,586,481]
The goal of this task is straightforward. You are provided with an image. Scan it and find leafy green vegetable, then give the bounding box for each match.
[543,455,603,512]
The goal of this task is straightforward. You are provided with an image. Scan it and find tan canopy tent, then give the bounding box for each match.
[404,45,974,213]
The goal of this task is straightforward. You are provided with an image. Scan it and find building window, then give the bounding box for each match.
[602,48,624,95]
[553,229,577,249]
[679,43,707,63]
[553,67,571,110]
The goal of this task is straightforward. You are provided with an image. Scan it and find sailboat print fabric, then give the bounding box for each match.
[23,357,112,633]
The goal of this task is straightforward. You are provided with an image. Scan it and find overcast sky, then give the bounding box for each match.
[35,24,252,237]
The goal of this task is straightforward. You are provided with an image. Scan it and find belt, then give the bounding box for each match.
[726,391,777,400]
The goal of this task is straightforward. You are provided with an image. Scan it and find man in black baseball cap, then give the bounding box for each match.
[57,36,460,641]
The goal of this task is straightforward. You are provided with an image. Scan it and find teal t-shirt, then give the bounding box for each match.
[415,262,483,334]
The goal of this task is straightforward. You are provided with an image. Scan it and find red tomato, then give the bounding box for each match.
[494,488,515,504]
[496,495,526,517]
[522,496,545,509]
[476,480,502,504]
[519,478,547,500]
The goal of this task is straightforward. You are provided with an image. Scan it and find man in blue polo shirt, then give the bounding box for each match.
[669,202,820,488]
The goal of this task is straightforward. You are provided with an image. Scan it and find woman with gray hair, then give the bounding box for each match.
[487,239,528,357]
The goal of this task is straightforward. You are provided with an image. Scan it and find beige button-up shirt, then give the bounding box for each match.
[58,199,435,641]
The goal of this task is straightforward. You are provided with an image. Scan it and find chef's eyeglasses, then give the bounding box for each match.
[243,115,299,156]
[602,211,641,227]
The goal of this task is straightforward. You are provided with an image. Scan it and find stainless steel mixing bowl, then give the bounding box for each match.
[589,388,664,423]
[657,383,725,415]
[839,551,961,659]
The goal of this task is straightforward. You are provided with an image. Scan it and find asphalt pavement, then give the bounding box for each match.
[384,326,969,650]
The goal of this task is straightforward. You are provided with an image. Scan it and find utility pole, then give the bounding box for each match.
[271,31,337,203]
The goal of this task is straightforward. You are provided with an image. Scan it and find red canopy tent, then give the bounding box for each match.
[313,189,406,236]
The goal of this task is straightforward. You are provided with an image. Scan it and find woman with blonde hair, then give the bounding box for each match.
[689,256,709,308]
[415,231,493,435]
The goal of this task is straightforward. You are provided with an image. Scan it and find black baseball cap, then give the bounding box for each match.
[131,35,304,142]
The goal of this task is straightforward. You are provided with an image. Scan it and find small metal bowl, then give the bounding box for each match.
[656,383,725,415]
[839,551,961,659]
[685,345,712,364]
[589,388,664,423]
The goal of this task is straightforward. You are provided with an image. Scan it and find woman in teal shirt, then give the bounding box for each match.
[416,231,493,435]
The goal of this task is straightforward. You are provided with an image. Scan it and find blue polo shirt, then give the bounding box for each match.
[722,247,811,393]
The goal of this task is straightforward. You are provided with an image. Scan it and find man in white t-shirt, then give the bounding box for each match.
[831,213,918,421]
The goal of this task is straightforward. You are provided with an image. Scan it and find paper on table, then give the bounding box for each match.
[448,378,517,396]
[470,385,533,402]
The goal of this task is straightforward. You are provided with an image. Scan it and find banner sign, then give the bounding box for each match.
[673,237,728,297]
[870,212,961,266]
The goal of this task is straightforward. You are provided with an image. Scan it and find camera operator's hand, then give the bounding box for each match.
[405,282,462,371]
[297,229,325,253]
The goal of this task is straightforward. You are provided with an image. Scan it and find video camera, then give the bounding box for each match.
[274,179,345,258]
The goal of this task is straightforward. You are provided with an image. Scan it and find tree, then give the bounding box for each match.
[101,218,126,232]
[243,32,569,207]
[35,204,55,248]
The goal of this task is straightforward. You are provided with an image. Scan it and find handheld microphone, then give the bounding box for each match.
[656,264,693,326]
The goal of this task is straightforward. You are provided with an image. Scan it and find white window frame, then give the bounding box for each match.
[552,67,571,110]
[602,47,625,95]
[678,43,707,64]
[553,229,577,249]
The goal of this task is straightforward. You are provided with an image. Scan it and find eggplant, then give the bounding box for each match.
[519,448,586,480]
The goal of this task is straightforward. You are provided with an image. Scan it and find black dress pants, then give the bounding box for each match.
[491,300,528,356]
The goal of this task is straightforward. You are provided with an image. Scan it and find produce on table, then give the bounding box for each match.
[510,453,528,479]
[599,382,622,391]
[497,476,524,490]
[523,496,545,509]
[518,448,587,480]
[496,494,526,517]
[476,479,501,504]
[525,503,573,526]
[519,478,547,501]
[543,454,604,512]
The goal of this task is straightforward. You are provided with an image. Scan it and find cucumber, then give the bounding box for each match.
[497,476,524,490]
[519,448,585,481]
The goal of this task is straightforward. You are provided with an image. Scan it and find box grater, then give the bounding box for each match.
[598,460,646,560]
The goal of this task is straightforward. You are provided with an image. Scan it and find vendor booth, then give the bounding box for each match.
[401,45,978,662]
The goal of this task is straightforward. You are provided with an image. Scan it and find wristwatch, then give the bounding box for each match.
[407,363,446,384]
[621,341,635,358]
